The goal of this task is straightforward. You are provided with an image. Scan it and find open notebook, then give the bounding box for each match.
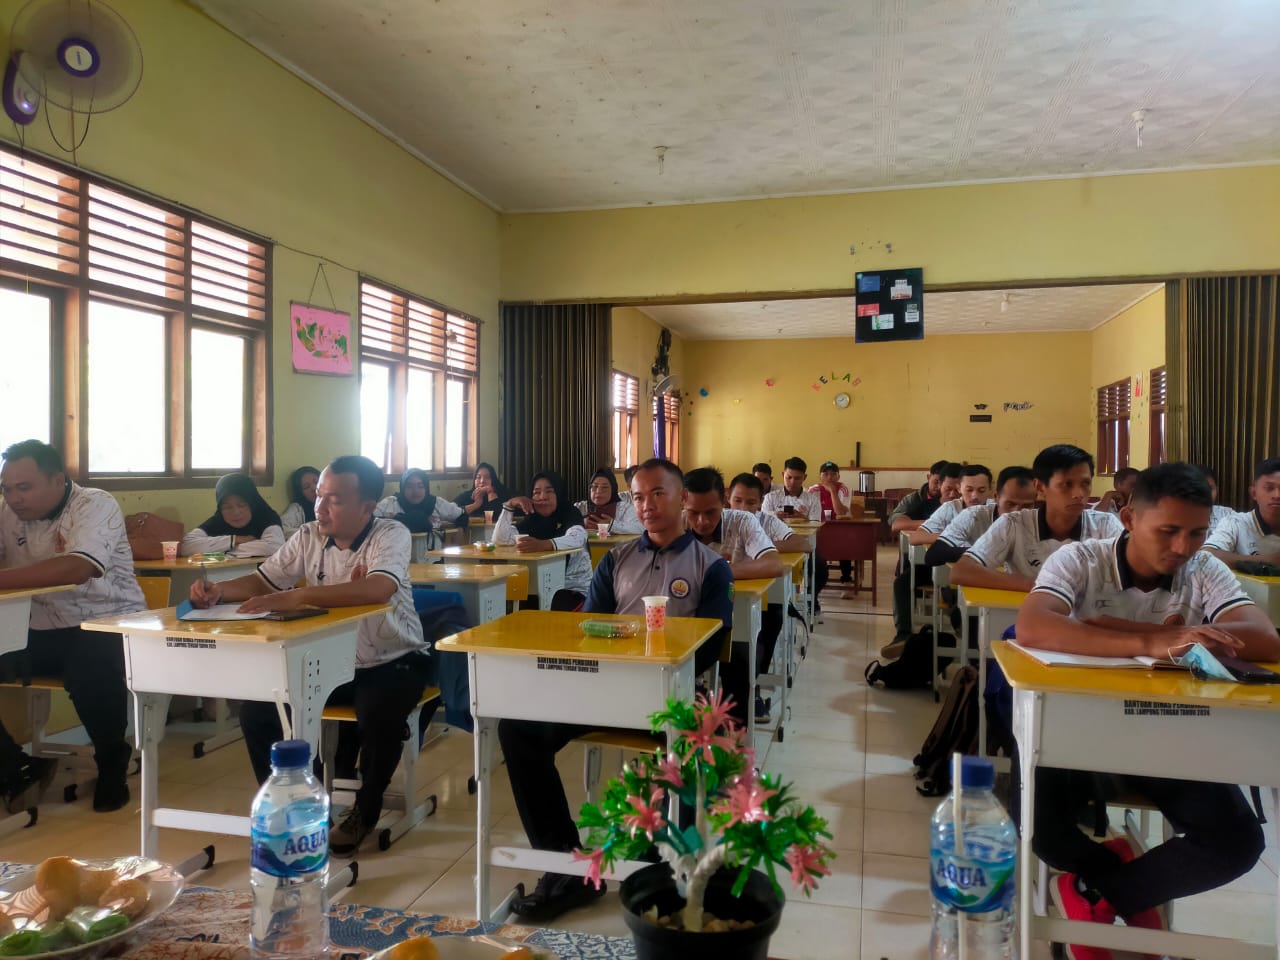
[1007,641,1172,670]
[1007,641,1280,684]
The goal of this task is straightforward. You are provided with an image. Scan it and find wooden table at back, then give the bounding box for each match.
[422,545,576,610]
[80,604,388,857]
[407,562,523,625]
[438,609,723,921]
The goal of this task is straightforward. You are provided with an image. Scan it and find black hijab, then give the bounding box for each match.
[584,467,621,519]
[199,473,283,538]
[394,468,437,533]
[453,462,509,510]
[287,465,320,523]
[515,470,584,541]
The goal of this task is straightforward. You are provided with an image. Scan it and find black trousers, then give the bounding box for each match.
[241,650,432,822]
[756,606,784,676]
[500,629,739,855]
[549,590,585,611]
[1032,767,1264,918]
[892,563,931,636]
[812,551,829,604]
[0,627,129,778]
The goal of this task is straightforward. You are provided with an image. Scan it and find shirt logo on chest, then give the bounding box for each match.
[669,577,690,599]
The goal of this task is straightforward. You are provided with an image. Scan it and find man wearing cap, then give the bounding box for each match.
[810,461,852,580]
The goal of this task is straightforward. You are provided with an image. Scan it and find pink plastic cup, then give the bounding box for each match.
[642,595,668,632]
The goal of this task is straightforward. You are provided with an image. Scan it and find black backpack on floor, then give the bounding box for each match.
[864,625,956,690]
[913,665,980,796]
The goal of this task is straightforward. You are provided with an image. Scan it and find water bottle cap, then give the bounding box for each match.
[960,755,994,790]
[270,739,311,769]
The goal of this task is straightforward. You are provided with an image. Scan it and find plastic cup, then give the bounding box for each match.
[484,510,494,524]
[642,595,668,632]
[823,509,834,521]
[597,523,610,538]
[161,541,179,562]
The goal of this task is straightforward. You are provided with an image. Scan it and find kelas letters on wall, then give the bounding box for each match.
[812,371,860,391]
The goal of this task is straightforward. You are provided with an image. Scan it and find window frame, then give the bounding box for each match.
[357,276,480,479]
[611,370,639,469]
[1148,365,1167,466]
[1096,378,1132,476]
[0,146,272,489]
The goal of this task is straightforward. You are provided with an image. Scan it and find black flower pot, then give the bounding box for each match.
[618,862,784,960]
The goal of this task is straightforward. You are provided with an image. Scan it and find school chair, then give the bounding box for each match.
[817,521,878,606]
[320,685,442,852]
[136,575,171,609]
[505,566,530,612]
[579,729,665,804]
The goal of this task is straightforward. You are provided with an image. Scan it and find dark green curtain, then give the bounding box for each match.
[500,303,613,500]
[1179,275,1280,510]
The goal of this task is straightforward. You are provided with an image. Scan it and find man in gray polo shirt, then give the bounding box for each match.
[1016,463,1278,957]
[190,455,431,856]
[499,458,733,923]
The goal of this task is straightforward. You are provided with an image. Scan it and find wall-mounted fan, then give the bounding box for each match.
[653,373,681,397]
[4,0,142,130]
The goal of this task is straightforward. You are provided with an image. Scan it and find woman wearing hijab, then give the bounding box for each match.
[573,467,642,534]
[493,470,591,609]
[452,462,509,524]
[181,473,286,557]
[280,465,320,539]
[374,468,463,548]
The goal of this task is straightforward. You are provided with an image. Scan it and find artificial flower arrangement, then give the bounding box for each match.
[574,692,836,932]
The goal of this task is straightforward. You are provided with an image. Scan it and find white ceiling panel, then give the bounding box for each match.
[639,283,1163,340]
[194,0,1280,211]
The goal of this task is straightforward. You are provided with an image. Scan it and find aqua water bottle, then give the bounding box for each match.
[250,739,330,959]
[929,756,1017,959]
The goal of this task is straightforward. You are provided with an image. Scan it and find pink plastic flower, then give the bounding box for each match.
[622,786,667,839]
[652,751,685,789]
[713,775,777,829]
[572,847,606,890]
[687,689,741,761]
[785,844,832,893]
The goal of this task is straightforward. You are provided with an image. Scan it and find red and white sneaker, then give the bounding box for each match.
[1102,836,1168,933]
[1051,872,1116,960]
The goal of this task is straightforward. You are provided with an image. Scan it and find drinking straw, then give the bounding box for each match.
[953,752,968,960]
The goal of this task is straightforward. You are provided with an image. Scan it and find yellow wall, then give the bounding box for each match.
[683,331,1092,474]
[610,307,685,463]
[500,166,1280,302]
[1090,287,1167,470]
[0,0,500,525]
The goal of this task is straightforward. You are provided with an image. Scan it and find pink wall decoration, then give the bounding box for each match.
[290,302,352,376]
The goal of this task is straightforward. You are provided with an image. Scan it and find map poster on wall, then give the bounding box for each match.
[291,302,352,376]
[854,267,924,344]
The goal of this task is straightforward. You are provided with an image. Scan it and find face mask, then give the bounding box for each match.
[1175,643,1237,683]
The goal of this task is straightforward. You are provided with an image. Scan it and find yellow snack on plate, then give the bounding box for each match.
[385,937,441,960]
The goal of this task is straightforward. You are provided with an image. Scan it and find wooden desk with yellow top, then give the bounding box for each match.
[423,544,577,611]
[994,639,1280,960]
[81,604,388,857]
[407,562,523,625]
[438,608,722,921]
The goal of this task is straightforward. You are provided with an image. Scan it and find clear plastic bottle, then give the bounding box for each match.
[250,739,330,959]
[929,756,1017,959]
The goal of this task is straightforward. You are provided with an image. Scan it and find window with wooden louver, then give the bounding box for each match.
[1096,378,1132,475]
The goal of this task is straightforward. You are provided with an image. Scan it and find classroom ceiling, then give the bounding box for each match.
[639,283,1164,340]
[194,0,1280,212]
